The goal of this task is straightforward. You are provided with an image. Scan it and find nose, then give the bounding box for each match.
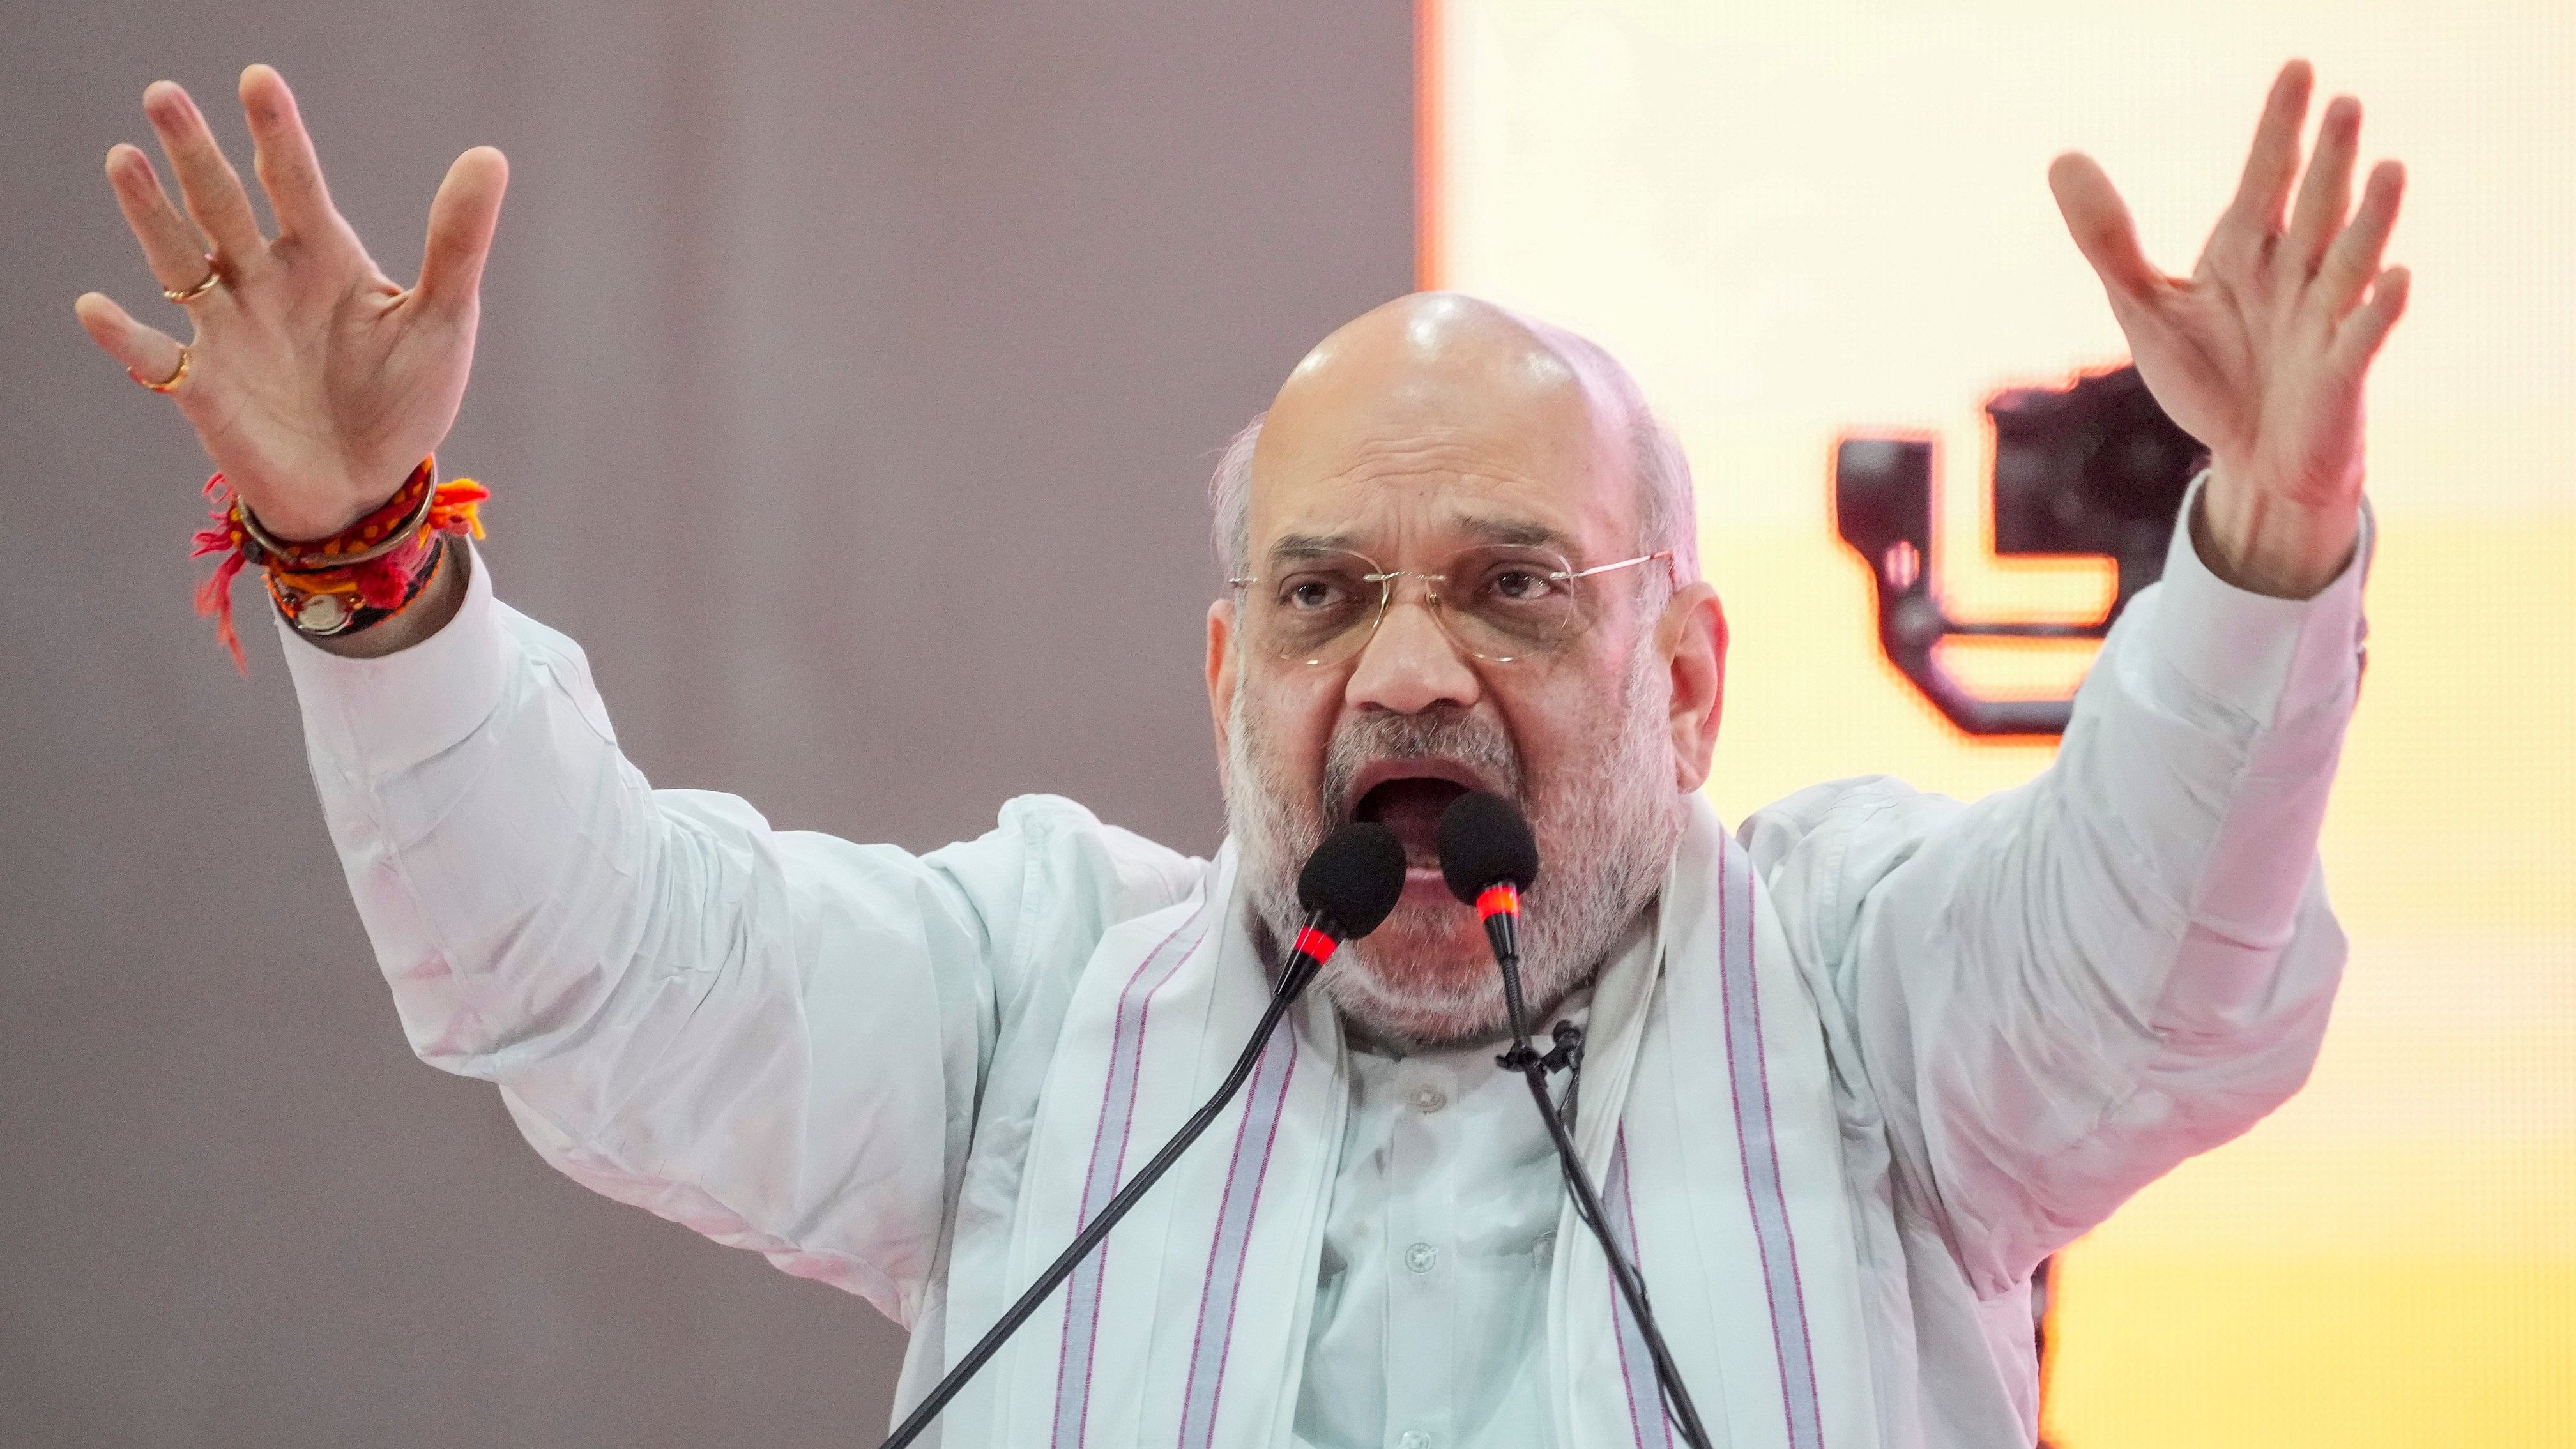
[1345,588,1482,715]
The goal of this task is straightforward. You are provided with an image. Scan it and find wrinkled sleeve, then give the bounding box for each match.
[1742,476,2368,1296]
[282,547,1200,1323]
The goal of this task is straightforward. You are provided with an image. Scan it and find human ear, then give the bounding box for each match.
[1656,582,1726,792]
[1207,598,1239,788]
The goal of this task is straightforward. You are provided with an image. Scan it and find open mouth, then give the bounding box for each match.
[1343,759,1493,881]
[1353,778,1470,870]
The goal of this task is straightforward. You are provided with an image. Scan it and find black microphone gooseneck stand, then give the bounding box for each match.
[878,819,1405,1449]
[1489,919,1714,1449]
[876,936,1324,1449]
[1444,793,1716,1449]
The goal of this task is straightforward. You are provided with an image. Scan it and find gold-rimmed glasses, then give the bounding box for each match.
[1228,544,1675,666]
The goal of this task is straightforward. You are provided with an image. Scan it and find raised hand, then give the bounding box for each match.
[2050,60,2408,598]
[75,64,507,541]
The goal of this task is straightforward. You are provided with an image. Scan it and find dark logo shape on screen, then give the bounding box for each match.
[1833,365,2200,738]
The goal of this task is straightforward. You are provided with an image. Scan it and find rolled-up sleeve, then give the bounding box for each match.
[1744,474,2368,1296]
[282,547,1196,1323]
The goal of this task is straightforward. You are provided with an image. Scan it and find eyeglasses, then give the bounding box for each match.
[1228,544,1675,666]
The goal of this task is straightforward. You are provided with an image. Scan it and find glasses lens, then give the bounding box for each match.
[1253,551,1381,664]
[1446,545,1581,660]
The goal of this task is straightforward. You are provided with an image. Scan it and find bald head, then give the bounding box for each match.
[1271,293,1616,469]
[1208,293,1697,586]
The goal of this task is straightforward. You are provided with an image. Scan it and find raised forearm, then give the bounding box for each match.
[1818,473,2370,1292]
[286,556,1003,1308]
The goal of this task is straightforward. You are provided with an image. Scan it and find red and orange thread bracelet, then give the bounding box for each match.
[189,456,488,672]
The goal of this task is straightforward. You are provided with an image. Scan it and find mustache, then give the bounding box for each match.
[1319,706,1524,823]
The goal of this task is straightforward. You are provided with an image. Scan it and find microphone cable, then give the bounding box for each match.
[1438,790,1717,1449]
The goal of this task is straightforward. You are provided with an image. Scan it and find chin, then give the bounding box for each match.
[1319,904,1511,1049]
[1362,899,1491,976]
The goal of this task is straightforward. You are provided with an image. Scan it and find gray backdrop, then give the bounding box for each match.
[0,4,1410,1443]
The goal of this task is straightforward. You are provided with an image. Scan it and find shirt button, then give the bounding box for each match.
[1405,1241,1440,1274]
[1533,1231,1555,1267]
[1408,1084,1449,1114]
[1399,1432,1432,1449]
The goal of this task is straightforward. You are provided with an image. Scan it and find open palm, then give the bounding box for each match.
[2050,61,2409,595]
[75,65,507,540]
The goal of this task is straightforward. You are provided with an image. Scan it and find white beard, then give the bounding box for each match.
[1223,633,1682,1050]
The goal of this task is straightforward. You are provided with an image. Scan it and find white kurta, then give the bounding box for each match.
[282,478,2366,1448]
[1300,989,1604,1449]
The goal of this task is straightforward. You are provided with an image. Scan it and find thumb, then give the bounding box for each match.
[2048,151,2161,308]
[415,146,508,312]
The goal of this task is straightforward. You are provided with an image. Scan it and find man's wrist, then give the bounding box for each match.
[301,540,473,658]
[2152,471,2372,730]
[2194,458,2361,600]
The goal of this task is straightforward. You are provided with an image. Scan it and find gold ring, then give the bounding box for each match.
[163,259,222,304]
[133,344,190,394]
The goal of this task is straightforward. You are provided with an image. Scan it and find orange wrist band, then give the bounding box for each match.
[188,457,488,672]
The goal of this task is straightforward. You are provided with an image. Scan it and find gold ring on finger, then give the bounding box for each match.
[133,344,191,394]
[163,257,222,304]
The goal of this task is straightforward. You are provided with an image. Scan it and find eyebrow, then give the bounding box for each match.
[1269,531,1360,559]
[1263,515,1581,563]
[1455,515,1576,551]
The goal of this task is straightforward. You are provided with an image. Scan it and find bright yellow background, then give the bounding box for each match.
[1426,3,2576,1444]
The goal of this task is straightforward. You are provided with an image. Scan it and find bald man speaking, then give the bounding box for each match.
[79,59,2405,1449]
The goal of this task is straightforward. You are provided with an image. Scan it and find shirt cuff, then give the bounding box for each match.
[2147,469,2372,729]
[278,540,513,775]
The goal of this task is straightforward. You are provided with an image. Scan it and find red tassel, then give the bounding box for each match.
[191,474,251,675]
[193,547,250,675]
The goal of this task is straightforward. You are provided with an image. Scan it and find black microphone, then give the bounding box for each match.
[879,822,1403,1449]
[1277,816,1410,998]
[1435,791,1716,1449]
[1437,789,1541,1025]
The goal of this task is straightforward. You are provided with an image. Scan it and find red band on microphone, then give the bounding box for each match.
[1476,883,1520,922]
[1292,925,1339,965]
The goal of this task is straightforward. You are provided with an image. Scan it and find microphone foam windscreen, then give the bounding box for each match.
[1437,791,1540,905]
[1297,822,1407,939]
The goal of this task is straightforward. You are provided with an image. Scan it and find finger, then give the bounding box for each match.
[413,146,510,311]
[104,144,218,294]
[2208,60,2312,273]
[2313,160,2405,322]
[2049,152,2164,307]
[142,80,266,260]
[2329,265,2410,376]
[74,292,187,386]
[239,64,340,242]
[2283,94,2361,278]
